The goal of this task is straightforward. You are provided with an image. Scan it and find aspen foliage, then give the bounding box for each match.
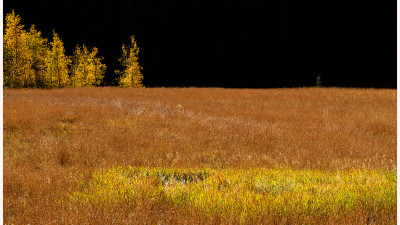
[3,10,108,88]
[46,31,71,87]
[115,35,144,88]
[71,45,106,87]
[3,10,34,88]
[27,25,50,87]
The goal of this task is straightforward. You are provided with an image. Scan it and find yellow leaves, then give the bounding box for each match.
[71,45,106,87]
[3,10,33,88]
[3,11,107,89]
[4,11,68,88]
[27,25,49,87]
[46,30,71,88]
[4,11,146,89]
[5,10,24,30]
[116,35,144,88]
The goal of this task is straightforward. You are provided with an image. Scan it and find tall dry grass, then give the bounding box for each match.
[4,87,396,224]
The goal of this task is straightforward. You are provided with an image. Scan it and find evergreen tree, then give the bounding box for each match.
[115,35,144,88]
[315,73,323,88]
[46,30,71,87]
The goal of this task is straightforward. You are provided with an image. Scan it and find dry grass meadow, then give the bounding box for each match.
[3,87,397,224]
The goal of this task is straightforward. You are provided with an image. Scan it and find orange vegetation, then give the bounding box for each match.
[4,87,396,224]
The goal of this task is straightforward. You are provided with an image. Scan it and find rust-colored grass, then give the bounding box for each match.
[4,87,396,224]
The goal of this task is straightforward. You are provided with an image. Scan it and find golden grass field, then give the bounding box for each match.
[3,87,396,224]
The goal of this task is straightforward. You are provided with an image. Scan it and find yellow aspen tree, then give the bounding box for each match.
[71,45,85,87]
[26,25,49,88]
[81,45,96,86]
[46,30,71,87]
[71,45,106,87]
[115,35,144,88]
[78,44,90,86]
[3,10,34,88]
[20,31,36,88]
[89,47,106,86]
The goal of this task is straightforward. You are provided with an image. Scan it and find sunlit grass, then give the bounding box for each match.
[4,87,396,224]
[69,167,396,223]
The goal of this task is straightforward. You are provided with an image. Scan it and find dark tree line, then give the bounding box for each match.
[5,0,396,88]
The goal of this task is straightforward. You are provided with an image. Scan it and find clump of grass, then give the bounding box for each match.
[68,167,212,206]
[69,167,396,223]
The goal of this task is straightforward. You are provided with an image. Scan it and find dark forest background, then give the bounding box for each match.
[4,0,397,88]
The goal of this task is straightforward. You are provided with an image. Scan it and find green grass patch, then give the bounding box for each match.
[69,167,396,222]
